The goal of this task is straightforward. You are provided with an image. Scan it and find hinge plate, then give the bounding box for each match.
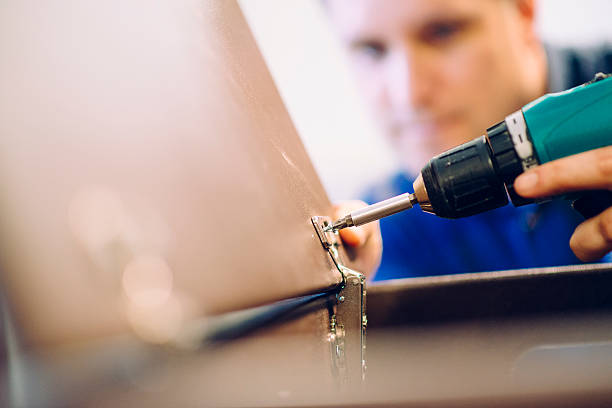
[311,216,339,251]
[311,216,367,384]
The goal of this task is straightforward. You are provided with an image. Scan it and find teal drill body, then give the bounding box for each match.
[523,74,612,165]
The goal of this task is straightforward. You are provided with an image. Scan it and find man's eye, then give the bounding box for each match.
[421,22,465,45]
[353,41,387,61]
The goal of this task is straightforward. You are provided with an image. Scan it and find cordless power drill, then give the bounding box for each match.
[330,73,612,231]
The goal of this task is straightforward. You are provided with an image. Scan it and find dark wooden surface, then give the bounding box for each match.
[17,265,612,407]
[368,263,612,326]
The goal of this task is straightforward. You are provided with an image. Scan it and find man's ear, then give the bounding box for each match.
[514,0,539,45]
[516,0,536,22]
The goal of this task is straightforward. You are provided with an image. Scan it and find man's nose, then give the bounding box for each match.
[385,48,432,112]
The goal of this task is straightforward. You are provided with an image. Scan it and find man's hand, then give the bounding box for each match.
[332,201,383,279]
[514,146,612,262]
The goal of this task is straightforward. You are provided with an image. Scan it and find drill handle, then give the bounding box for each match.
[572,190,612,219]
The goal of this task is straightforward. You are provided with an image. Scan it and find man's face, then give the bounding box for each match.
[327,0,541,173]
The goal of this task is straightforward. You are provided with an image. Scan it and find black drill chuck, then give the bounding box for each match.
[419,135,509,218]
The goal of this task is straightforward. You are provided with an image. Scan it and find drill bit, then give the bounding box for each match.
[325,192,418,232]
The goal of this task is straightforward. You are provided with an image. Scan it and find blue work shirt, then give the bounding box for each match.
[364,44,612,281]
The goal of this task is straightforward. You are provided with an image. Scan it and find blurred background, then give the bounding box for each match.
[240,0,612,201]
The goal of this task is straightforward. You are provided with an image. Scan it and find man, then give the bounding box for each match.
[325,0,612,279]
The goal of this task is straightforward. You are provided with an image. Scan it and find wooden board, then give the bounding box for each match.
[0,0,341,347]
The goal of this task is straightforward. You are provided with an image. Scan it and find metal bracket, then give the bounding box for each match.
[311,216,367,384]
[311,216,345,281]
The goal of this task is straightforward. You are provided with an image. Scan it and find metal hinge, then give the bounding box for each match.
[311,216,367,384]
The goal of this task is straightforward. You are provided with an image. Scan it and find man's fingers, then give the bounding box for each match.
[331,200,383,279]
[569,206,612,261]
[333,200,372,248]
[513,146,612,262]
[338,214,379,247]
[514,146,612,198]
[339,227,366,247]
